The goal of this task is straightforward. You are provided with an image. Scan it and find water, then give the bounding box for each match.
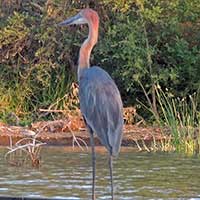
[0,146,200,199]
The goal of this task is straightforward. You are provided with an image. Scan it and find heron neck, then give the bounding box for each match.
[78,21,99,80]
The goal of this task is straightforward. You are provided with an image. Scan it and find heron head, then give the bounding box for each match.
[58,8,99,27]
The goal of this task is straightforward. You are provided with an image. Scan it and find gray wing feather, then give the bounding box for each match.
[79,67,123,156]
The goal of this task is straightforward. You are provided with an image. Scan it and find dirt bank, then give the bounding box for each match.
[0,118,166,150]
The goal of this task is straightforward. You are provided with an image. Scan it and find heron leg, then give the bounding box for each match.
[109,154,114,200]
[83,117,96,199]
[90,130,96,200]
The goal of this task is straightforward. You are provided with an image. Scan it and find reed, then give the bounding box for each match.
[5,129,46,167]
[138,82,200,154]
[155,85,200,155]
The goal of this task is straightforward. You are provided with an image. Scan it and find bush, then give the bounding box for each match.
[0,0,199,124]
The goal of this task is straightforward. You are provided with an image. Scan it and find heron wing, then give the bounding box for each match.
[79,66,123,156]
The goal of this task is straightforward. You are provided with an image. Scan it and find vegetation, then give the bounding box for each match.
[0,1,199,153]
[5,129,46,167]
[141,85,200,155]
[156,87,200,155]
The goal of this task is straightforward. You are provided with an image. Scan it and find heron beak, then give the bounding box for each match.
[58,13,87,26]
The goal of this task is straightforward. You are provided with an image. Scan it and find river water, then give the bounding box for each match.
[0,146,200,199]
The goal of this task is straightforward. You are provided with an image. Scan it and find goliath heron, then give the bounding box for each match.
[58,8,123,200]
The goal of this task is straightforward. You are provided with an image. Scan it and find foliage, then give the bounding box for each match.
[95,0,200,115]
[0,0,78,125]
[0,0,200,126]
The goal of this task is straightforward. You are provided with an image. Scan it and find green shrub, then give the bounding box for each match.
[0,0,199,125]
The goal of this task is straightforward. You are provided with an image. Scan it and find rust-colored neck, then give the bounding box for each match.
[78,17,99,80]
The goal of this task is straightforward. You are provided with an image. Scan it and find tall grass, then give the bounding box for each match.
[155,85,200,155]
[138,83,200,155]
[0,64,76,125]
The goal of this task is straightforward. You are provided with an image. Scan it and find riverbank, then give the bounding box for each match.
[0,118,166,150]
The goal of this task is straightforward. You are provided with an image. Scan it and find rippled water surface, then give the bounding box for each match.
[0,146,200,199]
